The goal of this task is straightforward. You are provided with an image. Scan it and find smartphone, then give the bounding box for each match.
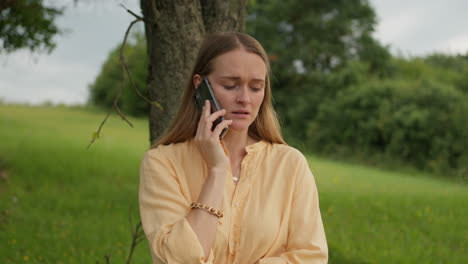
[194,77,228,139]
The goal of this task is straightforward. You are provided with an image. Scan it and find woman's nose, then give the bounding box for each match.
[236,86,251,103]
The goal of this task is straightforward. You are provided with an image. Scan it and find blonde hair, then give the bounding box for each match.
[151,32,286,148]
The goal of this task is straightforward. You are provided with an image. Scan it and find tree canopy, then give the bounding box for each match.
[0,0,63,53]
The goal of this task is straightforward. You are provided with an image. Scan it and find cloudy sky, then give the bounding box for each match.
[1,0,467,105]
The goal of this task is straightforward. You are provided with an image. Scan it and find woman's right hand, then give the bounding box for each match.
[194,100,233,171]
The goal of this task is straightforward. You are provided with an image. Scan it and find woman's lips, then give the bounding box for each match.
[231,112,250,118]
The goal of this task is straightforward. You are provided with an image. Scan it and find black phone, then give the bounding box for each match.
[194,77,228,139]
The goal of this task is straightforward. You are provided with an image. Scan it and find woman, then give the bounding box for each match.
[139,32,328,264]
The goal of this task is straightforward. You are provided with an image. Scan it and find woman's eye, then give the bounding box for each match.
[224,85,236,90]
[251,87,263,92]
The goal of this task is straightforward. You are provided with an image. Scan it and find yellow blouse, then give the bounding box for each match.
[139,138,328,264]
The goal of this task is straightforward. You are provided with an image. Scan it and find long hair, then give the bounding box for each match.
[151,32,286,148]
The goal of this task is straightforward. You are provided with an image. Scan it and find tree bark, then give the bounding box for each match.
[140,0,248,145]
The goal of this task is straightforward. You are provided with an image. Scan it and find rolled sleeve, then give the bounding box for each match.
[154,218,215,263]
[257,153,328,264]
[139,149,213,264]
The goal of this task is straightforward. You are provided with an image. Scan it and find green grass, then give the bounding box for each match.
[310,158,467,263]
[0,104,467,264]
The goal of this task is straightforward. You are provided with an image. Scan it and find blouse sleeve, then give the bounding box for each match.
[139,149,215,264]
[257,152,328,264]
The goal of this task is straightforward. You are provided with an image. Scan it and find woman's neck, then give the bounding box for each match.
[222,129,254,159]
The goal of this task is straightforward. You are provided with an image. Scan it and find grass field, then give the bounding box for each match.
[0,104,467,264]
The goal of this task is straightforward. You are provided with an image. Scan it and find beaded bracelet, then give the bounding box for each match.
[190,202,224,218]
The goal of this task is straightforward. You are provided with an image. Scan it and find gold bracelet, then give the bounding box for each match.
[190,202,224,218]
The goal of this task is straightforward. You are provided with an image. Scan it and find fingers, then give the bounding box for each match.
[203,100,225,123]
[212,119,232,138]
[203,99,211,117]
[207,109,226,124]
[196,100,211,137]
[197,100,228,135]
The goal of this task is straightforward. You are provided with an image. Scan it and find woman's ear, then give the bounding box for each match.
[193,74,202,89]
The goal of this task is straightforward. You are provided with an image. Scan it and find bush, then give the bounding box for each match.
[307,78,468,179]
[88,33,148,117]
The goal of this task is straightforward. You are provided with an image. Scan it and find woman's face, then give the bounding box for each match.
[195,48,267,132]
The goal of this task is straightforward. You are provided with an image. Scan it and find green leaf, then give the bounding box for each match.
[92,131,100,140]
[151,101,163,110]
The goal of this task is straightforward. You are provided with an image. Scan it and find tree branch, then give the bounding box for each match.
[125,206,145,264]
[88,4,161,149]
[120,3,157,24]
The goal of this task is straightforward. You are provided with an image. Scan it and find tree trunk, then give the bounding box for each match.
[140,0,248,145]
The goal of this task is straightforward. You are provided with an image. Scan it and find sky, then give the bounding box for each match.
[1,0,467,105]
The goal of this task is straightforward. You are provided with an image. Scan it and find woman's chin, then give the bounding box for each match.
[227,122,251,132]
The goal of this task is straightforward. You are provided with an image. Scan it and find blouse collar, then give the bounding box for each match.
[244,139,268,153]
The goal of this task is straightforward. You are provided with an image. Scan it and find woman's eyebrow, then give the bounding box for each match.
[219,76,265,83]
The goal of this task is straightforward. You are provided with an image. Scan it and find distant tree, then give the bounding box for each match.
[89,32,148,117]
[0,0,63,53]
[246,0,391,142]
[423,52,468,94]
